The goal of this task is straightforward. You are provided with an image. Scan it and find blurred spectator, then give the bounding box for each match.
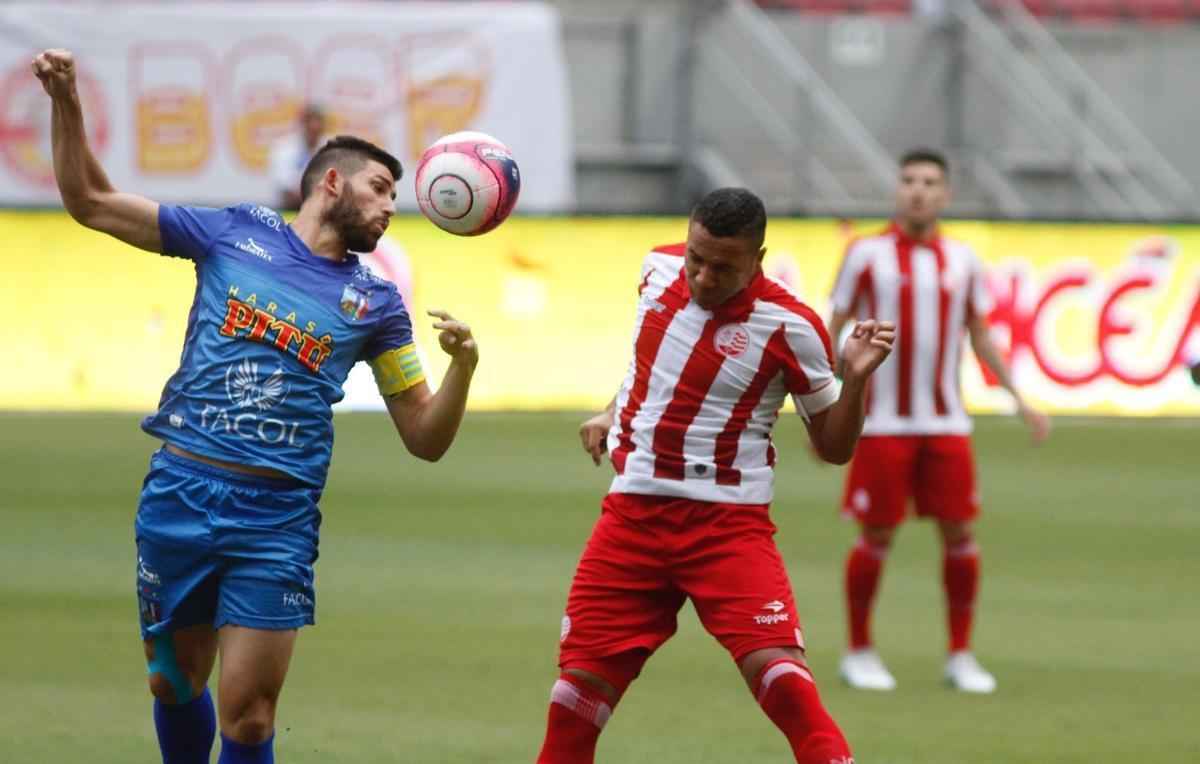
[268,103,328,210]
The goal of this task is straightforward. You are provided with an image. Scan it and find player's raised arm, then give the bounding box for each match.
[381,309,479,462]
[805,320,896,465]
[33,49,162,253]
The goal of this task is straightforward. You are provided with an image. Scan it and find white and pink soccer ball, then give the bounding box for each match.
[414,131,520,236]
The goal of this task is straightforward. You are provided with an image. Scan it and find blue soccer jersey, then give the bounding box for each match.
[141,203,425,486]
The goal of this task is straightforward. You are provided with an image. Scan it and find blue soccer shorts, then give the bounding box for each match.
[135,448,323,641]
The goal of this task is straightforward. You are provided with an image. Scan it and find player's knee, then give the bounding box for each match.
[221,696,277,745]
[861,524,895,548]
[939,521,973,547]
[145,634,197,704]
[562,648,648,705]
[147,671,178,703]
[739,647,807,690]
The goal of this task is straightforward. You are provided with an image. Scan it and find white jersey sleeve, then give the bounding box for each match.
[781,309,840,421]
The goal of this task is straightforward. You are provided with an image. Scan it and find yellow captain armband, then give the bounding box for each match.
[369,343,426,397]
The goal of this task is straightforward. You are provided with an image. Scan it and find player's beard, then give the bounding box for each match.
[325,187,381,253]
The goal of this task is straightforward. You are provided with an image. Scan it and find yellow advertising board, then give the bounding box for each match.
[4,212,1199,415]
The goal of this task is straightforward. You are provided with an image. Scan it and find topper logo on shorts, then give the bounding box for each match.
[755,600,790,625]
[714,323,750,358]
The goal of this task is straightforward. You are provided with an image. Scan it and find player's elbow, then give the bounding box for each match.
[815,438,854,465]
[820,447,853,466]
[405,439,450,463]
[412,449,445,463]
[61,193,97,227]
[62,190,107,230]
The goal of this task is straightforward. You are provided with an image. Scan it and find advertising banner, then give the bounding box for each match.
[0,2,572,210]
[4,213,1199,415]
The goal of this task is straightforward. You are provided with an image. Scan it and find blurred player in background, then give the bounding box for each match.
[535,187,894,764]
[35,48,479,764]
[828,149,1050,694]
[269,102,327,210]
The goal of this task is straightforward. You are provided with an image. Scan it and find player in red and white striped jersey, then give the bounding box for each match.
[828,149,1049,694]
[534,188,894,764]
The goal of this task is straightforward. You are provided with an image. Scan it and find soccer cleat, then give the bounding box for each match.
[944,651,997,693]
[839,649,897,691]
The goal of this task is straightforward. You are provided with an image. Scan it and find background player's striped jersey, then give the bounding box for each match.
[831,224,992,436]
[606,245,839,505]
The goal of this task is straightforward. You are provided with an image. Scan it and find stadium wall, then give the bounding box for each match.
[558,4,1200,215]
[5,212,1198,416]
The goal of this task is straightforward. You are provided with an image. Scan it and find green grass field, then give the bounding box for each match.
[1,412,1196,763]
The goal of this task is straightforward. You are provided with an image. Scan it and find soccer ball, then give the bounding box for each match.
[414,131,521,236]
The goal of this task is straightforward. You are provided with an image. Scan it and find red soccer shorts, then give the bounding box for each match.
[841,434,979,527]
[557,492,806,668]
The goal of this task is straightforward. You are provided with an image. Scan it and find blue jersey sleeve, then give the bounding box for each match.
[362,291,415,360]
[363,292,424,396]
[158,204,238,261]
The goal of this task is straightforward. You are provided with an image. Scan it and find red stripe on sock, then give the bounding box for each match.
[756,662,854,764]
[537,676,612,764]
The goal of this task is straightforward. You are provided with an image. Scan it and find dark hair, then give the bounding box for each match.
[690,187,767,249]
[899,147,949,177]
[300,135,403,201]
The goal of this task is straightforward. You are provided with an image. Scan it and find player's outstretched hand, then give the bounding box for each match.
[840,319,896,383]
[1018,402,1051,445]
[579,411,613,466]
[427,309,478,367]
[32,49,77,100]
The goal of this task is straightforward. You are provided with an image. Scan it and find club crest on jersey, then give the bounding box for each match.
[340,284,370,320]
[714,323,750,358]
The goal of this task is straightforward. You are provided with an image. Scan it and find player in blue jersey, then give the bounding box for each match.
[36,48,479,764]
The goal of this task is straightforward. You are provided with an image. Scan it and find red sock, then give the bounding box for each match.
[754,660,854,764]
[943,538,980,652]
[535,675,613,764]
[844,537,889,649]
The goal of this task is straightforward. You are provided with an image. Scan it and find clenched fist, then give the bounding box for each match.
[32,48,77,100]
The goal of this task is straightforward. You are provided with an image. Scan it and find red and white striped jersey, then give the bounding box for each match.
[606,244,839,505]
[830,223,992,436]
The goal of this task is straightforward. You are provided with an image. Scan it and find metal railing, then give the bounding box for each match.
[953,0,1192,218]
[993,0,1196,215]
[686,0,897,212]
